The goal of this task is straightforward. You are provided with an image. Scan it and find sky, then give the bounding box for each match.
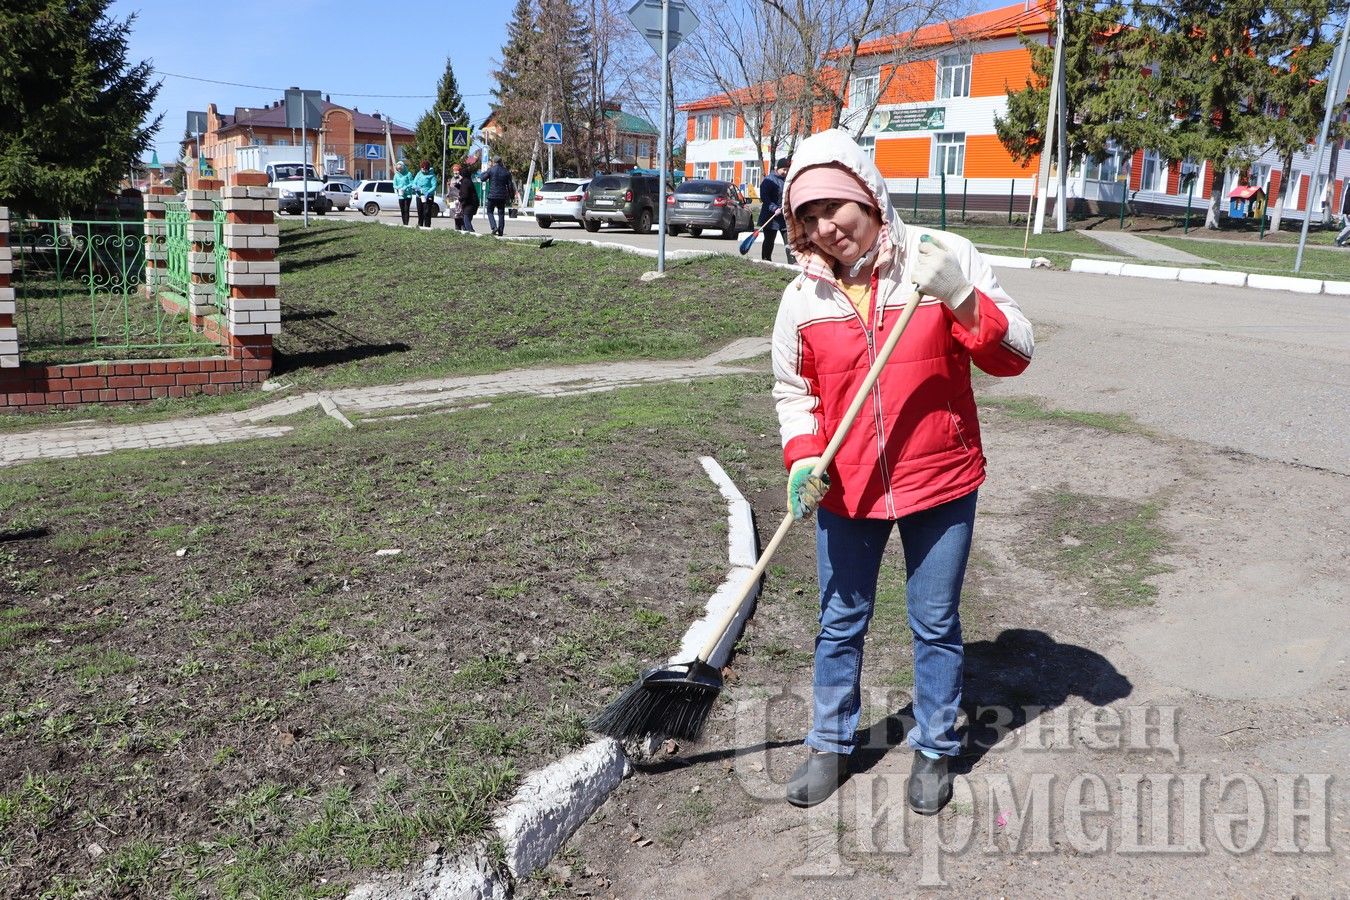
[113,0,1016,164]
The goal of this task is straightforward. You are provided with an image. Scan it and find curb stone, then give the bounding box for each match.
[344,455,759,900]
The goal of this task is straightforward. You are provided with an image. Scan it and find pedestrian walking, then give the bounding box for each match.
[771,129,1035,815]
[484,157,515,237]
[447,164,465,231]
[1335,183,1350,247]
[458,160,480,232]
[394,161,415,226]
[759,157,795,264]
[413,160,438,230]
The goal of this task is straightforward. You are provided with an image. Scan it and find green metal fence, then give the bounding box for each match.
[12,216,216,362]
[213,199,229,311]
[163,200,191,305]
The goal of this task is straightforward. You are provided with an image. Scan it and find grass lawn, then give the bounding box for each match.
[273,221,790,389]
[0,373,788,898]
[1146,235,1350,280]
[946,224,1112,257]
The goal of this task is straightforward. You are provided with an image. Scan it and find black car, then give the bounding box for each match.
[665,179,755,239]
[582,173,660,233]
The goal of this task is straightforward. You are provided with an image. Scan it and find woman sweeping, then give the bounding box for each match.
[771,129,1034,814]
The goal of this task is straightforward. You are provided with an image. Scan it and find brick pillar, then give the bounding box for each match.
[144,185,172,300]
[0,205,15,368]
[221,171,278,380]
[186,178,223,322]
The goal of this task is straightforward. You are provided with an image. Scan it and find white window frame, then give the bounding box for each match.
[857,135,876,160]
[1084,144,1126,184]
[1249,163,1271,193]
[743,160,762,188]
[932,132,965,176]
[849,73,880,111]
[695,114,712,142]
[1139,150,1164,192]
[719,112,737,139]
[1311,172,1329,214]
[719,161,737,183]
[937,53,972,100]
[694,161,710,179]
[1176,157,1202,195]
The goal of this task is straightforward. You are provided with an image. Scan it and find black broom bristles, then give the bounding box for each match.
[590,661,723,741]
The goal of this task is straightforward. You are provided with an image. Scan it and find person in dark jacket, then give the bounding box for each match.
[483,158,515,236]
[458,155,481,232]
[758,157,795,264]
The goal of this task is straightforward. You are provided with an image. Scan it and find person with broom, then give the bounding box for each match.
[770,129,1034,814]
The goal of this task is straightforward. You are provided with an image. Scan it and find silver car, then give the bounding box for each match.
[323,180,354,211]
[665,179,754,239]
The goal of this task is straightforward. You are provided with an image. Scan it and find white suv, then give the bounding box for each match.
[532,178,590,228]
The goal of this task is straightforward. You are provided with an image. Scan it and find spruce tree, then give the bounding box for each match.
[490,0,543,175]
[0,0,161,216]
[409,57,472,187]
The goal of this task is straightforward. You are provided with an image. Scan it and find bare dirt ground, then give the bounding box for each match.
[530,400,1347,898]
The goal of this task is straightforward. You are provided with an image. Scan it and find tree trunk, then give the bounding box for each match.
[1205,164,1224,229]
[1270,151,1294,232]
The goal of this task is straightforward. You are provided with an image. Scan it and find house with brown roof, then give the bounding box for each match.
[185,93,416,185]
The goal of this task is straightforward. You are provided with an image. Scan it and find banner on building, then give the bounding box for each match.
[873,107,946,132]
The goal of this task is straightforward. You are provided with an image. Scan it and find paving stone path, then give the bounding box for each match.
[0,338,770,468]
[1076,228,1211,264]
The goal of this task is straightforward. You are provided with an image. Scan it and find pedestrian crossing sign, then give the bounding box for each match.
[449,126,470,149]
[543,122,563,145]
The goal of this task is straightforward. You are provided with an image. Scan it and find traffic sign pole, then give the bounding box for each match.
[657,0,669,273]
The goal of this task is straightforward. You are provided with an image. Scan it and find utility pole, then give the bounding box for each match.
[1033,0,1065,235]
[657,0,671,273]
[1297,15,1350,272]
[1054,0,1068,232]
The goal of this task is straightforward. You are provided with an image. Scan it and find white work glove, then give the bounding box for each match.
[913,234,976,310]
[787,456,830,520]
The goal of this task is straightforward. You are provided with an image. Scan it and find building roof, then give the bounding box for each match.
[218,98,414,136]
[844,1,1052,58]
[677,75,810,114]
[606,109,658,135]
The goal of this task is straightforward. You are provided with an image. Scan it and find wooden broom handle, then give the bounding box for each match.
[695,291,923,663]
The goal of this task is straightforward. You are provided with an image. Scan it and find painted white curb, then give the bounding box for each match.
[1246,272,1324,294]
[1069,258,1125,276]
[1120,263,1181,280]
[495,738,629,879]
[346,455,759,900]
[1178,268,1247,286]
[1321,279,1350,295]
[984,254,1032,269]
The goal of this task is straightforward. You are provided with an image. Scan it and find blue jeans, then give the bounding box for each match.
[808,491,977,757]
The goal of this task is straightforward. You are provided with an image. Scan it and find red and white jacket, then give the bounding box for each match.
[772,129,1034,521]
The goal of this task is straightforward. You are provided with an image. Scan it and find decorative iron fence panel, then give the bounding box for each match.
[12,217,216,361]
[163,200,190,304]
[213,199,228,311]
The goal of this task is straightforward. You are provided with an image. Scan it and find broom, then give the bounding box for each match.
[592,288,924,742]
[738,208,784,255]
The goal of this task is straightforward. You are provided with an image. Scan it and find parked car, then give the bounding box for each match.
[351,180,441,218]
[532,178,590,228]
[582,173,660,233]
[275,176,331,215]
[322,180,353,210]
[665,179,754,239]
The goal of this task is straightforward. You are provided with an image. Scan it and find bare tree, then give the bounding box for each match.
[683,0,803,177]
[759,0,959,140]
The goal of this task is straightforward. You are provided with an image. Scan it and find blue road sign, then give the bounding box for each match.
[543,122,563,145]
[365,144,385,160]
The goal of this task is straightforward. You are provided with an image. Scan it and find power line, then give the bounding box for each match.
[157,70,493,98]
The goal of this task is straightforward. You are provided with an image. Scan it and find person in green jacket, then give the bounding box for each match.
[413,160,438,229]
[393,161,415,226]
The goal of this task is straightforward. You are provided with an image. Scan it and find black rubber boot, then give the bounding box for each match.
[906,751,952,815]
[785,749,849,808]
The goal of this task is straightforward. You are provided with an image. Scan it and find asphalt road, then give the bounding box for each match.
[311,208,1350,474]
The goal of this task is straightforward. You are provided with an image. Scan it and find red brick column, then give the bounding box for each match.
[0,205,14,368]
[144,185,173,299]
[220,171,278,381]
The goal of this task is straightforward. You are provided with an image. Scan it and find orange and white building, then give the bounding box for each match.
[680,1,1350,222]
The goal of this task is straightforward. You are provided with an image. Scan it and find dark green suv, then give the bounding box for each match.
[582,173,660,233]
